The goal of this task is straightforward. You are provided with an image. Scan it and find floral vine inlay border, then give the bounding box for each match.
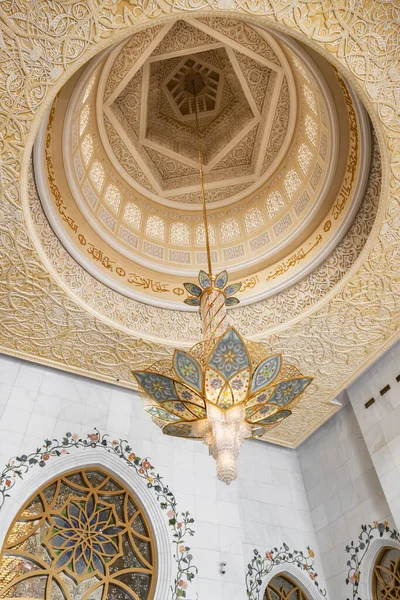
[245,545,327,599]
[0,429,197,600]
[346,521,400,600]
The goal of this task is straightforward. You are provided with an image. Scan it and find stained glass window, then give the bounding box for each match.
[264,573,310,600]
[305,115,318,147]
[0,467,156,599]
[297,143,313,175]
[89,160,105,193]
[220,218,241,243]
[146,215,165,242]
[265,191,285,220]
[284,169,302,200]
[244,208,264,234]
[373,547,400,599]
[195,224,216,247]
[303,84,317,115]
[124,202,142,230]
[104,184,122,214]
[170,222,190,246]
[79,104,90,136]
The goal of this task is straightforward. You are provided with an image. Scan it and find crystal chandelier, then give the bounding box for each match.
[132,72,312,484]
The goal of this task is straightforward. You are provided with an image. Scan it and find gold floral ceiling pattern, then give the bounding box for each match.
[0,1,399,448]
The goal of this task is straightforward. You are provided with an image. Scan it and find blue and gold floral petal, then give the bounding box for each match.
[174,351,203,393]
[251,355,281,394]
[208,328,249,379]
[246,403,279,423]
[133,372,178,402]
[175,382,205,408]
[225,283,242,297]
[217,383,234,410]
[257,409,292,425]
[184,282,202,297]
[225,297,240,306]
[215,270,228,289]
[184,297,200,306]
[245,387,276,409]
[229,368,250,403]
[205,368,225,403]
[144,405,181,422]
[249,424,267,438]
[199,270,211,289]
[163,422,202,439]
[184,403,207,418]
[270,377,312,407]
[162,401,199,421]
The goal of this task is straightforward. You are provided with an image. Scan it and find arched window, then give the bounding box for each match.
[195,224,216,247]
[89,160,105,193]
[266,191,285,220]
[145,215,165,241]
[373,547,400,599]
[284,170,301,200]
[220,218,240,243]
[81,134,93,166]
[265,573,311,600]
[170,222,190,246]
[123,202,142,230]
[245,207,264,234]
[0,467,156,599]
[104,184,122,214]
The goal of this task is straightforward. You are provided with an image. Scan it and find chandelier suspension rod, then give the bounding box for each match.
[192,80,213,278]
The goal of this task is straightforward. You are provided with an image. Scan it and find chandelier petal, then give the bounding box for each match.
[183,282,202,297]
[163,422,203,438]
[133,372,179,403]
[205,367,225,403]
[224,283,241,297]
[257,409,292,425]
[246,403,279,423]
[217,383,234,409]
[199,270,211,289]
[175,382,205,408]
[229,368,250,403]
[269,377,312,406]
[162,401,200,421]
[225,297,240,306]
[208,328,249,380]
[173,351,203,393]
[144,405,181,422]
[251,355,281,394]
[214,270,228,289]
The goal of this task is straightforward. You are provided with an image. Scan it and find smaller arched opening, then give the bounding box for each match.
[264,571,313,600]
[373,546,400,600]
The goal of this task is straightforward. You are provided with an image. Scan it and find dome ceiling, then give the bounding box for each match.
[101,20,294,206]
[35,17,371,313]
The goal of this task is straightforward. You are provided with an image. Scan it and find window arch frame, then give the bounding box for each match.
[0,450,173,600]
[259,564,321,600]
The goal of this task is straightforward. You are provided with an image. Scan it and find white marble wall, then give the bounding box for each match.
[0,352,321,599]
[297,398,394,600]
[347,339,400,530]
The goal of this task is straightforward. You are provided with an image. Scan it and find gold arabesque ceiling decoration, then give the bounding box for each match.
[0,1,399,449]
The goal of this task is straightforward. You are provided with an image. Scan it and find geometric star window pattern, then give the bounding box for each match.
[264,573,311,600]
[0,468,156,599]
[373,547,400,600]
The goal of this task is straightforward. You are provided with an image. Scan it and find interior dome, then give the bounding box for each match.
[34,16,371,312]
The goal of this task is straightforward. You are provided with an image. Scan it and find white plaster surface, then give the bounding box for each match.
[0,351,398,599]
[347,339,400,531]
[298,398,394,600]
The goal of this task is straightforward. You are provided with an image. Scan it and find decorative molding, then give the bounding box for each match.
[0,429,198,600]
[245,545,327,599]
[345,522,400,600]
[0,2,398,450]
